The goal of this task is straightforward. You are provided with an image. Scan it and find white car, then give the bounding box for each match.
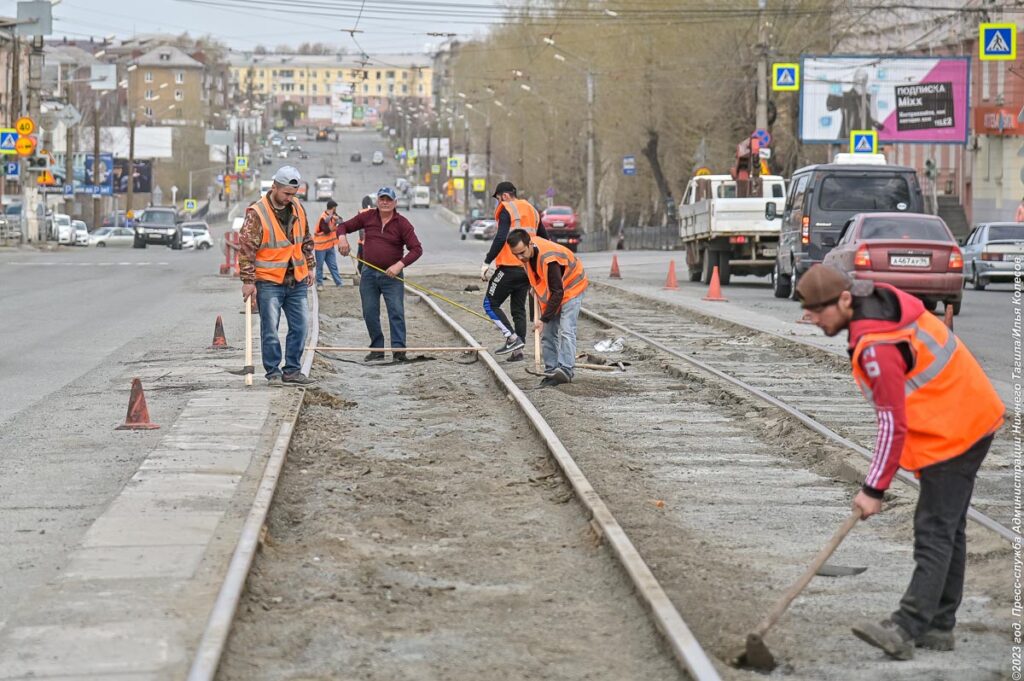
[285,133,298,142]
[277,149,289,159]
[53,213,74,243]
[72,220,89,246]
[178,221,214,250]
[91,226,135,247]
[372,151,385,165]
[411,185,430,209]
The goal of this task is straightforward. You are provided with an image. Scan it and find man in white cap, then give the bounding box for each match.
[238,166,316,385]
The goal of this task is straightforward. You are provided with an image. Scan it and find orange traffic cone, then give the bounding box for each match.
[610,255,622,279]
[943,304,954,330]
[663,260,679,290]
[116,378,160,430]
[702,266,728,302]
[210,315,228,348]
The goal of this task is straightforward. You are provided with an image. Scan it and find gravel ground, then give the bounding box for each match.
[217,284,685,681]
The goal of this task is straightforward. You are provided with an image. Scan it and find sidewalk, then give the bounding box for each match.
[0,273,301,680]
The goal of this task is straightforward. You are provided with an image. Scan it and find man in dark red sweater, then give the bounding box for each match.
[335,186,423,362]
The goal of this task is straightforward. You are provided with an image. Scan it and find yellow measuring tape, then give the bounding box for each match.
[349,255,494,323]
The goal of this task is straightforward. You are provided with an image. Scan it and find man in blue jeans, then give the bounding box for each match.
[238,166,317,385]
[335,186,423,361]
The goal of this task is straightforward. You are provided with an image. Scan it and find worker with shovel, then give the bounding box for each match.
[797,265,1004,660]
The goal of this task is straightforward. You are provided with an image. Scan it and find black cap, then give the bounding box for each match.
[492,181,516,198]
[326,199,338,209]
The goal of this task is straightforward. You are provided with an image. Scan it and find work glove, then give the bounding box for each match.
[481,263,494,281]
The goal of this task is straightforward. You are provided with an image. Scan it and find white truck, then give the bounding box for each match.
[679,174,787,285]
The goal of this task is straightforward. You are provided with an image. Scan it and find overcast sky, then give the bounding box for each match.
[1,0,500,54]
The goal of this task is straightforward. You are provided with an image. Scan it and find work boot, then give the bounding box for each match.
[852,619,914,660]
[393,352,410,363]
[506,350,525,363]
[283,373,317,385]
[495,335,525,355]
[538,376,557,388]
[916,628,955,651]
[549,367,571,385]
[267,375,283,387]
[364,351,386,362]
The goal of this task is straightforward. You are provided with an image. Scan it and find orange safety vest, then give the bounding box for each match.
[523,236,589,315]
[251,194,310,284]
[851,306,1004,472]
[314,211,338,251]
[493,199,540,267]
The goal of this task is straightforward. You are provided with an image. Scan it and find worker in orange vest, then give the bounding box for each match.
[480,181,550,362]
[506,229,588,387]
[797,265,1004,660]
[313,199,344,290]
[238,166,317,386]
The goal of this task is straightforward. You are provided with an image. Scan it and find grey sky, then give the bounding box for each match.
[1,0,499,55]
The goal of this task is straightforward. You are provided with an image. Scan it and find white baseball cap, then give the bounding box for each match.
[271,165,301,186]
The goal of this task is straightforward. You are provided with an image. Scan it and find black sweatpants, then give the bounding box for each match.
[484,265,529,340]
[891,434,993,637]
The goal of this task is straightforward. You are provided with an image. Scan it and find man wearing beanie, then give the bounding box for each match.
[796,264,1003,660]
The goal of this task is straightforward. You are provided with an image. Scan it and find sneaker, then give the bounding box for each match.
[852,619,914,660]
[316,284,324,291]
[539,376,557,388]
[393,352,410,363]
[495,335,525,355]
[915,628,954,651]
[506,350,525,363]
[267,375,283,386]
[282,373,317,385]
[550,367,571,385]
[364,351,386,362]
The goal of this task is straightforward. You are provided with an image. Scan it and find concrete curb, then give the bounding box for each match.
[436,204,461,227]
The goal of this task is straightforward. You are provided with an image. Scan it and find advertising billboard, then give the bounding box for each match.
[307,104,332,121]
[799,56,970,144]
[112,158,152,194]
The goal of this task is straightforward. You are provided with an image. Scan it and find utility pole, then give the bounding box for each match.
[23,35,42,242]
[92,97,101,231]
[63,120,73,217]
[585,69,596,244]
[126,112,135,221]
[463,114,469,212]
[755,0,769,132]
[485,113,491,197]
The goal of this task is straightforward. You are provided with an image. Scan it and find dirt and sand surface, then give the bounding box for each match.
[220,276,1012,681]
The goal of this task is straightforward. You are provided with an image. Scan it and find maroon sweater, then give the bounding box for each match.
[335,209,423,270]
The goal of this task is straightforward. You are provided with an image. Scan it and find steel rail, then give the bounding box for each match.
[580,306,1015,544]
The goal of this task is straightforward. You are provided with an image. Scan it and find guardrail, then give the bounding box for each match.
[619,225,684,251]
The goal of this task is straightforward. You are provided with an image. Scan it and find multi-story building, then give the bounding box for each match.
[227,52,434,123]
[128,45,205,127]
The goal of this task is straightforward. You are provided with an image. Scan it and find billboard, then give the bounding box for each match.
[112,158,152,194]
[799,56,970,144]
[307,104,332,121]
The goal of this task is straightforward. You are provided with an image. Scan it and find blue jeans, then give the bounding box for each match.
[359,268,406,350]
[541,292,583,379]
[315,247,343,286]
[256,280,309,378]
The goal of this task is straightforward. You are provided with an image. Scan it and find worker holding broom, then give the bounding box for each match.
[796,265,1004,660]
[336,186,423,362]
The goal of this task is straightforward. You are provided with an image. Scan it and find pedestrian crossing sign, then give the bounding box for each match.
[850,130,878,154]
[234,156,248,171]
[0,128,18,155]
[772,63,799,91]
[980,23,1016,61]
[184,198,198,212]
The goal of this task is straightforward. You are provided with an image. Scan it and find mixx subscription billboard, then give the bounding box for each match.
[799,56,970,144]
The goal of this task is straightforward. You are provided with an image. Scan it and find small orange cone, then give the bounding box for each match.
[702,266,728,302]
[663,260,679,290]
[116,378,160,430]
[210,315,228,348]
[943,304,954,330]
[610,255,622,279]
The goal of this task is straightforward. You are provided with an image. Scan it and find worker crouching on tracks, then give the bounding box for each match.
[796,264,1004,661]
[239,166,317,386]
[481,181,549,363]
[507,229,588,387]
[336,186,423,362]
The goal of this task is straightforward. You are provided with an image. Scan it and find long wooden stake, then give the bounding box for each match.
[534,296,542,372]
[310,346,484,352]
[244,299,253,387]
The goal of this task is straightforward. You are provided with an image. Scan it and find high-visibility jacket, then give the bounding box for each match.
[524,236,588,314]
[252,194,309,284]
[314,211,338,251]
[493,199,540,267]
[851,294,1004,472]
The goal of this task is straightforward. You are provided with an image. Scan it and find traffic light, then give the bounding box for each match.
[26,154,49,172]
[925,158,937,180]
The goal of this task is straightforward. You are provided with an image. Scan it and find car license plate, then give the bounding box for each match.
[1004,254,1021,262]
[553,221,565,227]
[762,248,776,257]
[890,255,930,267]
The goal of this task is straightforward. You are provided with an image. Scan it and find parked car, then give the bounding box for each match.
[350,152,362,163]
[823,212,963,314]
[541,205,582,252]
[961,222,1024,290]
[102,210,128,227]
[178,221,214,249]
[469,219,498,240]
[72,220,89,246]
[771,155,925,299]
[51,213,73,243]
[134,206,179,248]
[91,226,135,247]
[412,185,430,209]
[372,151,385,165]
[396,191,411,211]
[459,207,486,240]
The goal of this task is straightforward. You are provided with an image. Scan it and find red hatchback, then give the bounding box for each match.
[541,205,581,252]
[823,212,964,314]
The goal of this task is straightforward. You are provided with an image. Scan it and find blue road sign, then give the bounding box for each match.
[850,130,878,154]
[980,23,1016,61]
[772,63,799,91]
[5,160,19,178]
[754,129,771,147]
[63,184,73,196]
[623,155,636,176]
[0,130,18,154]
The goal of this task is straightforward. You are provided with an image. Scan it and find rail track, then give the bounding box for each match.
[198,276,1011,681]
